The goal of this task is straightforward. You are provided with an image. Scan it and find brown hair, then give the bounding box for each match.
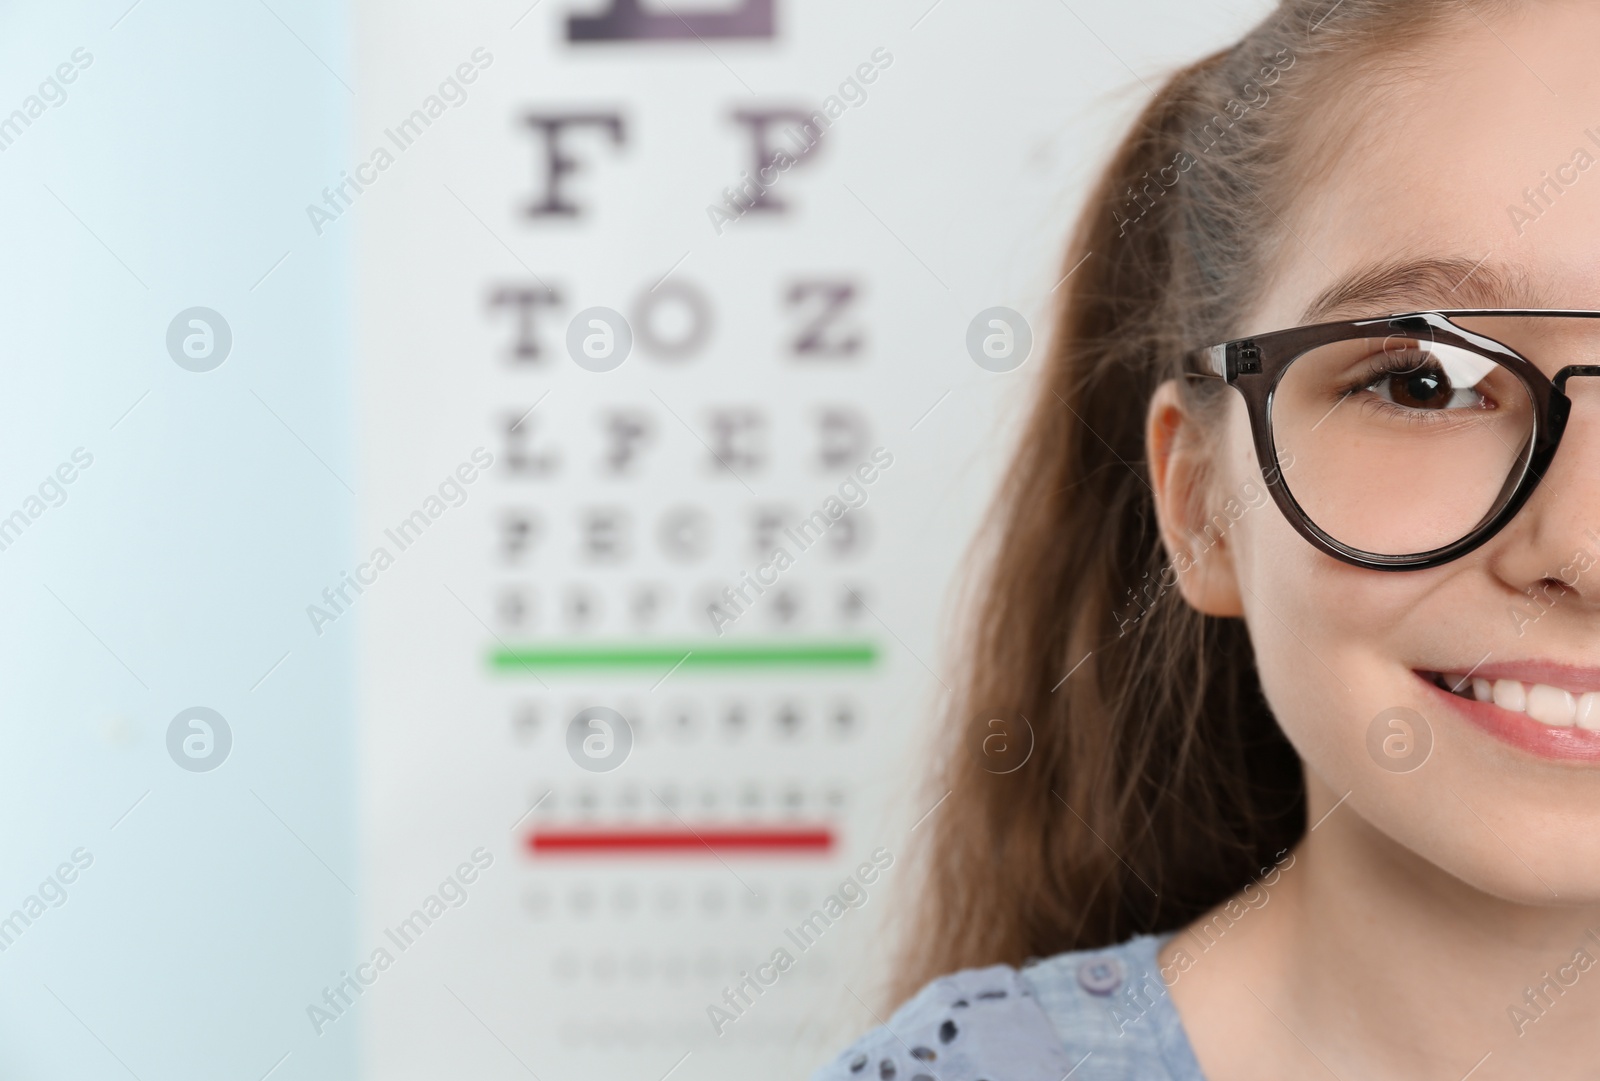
[891,0,1525,1005]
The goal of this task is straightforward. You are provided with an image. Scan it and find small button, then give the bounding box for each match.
[1076,956,1124,996]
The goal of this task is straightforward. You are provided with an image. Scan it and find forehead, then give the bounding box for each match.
[1258,2,1600,330]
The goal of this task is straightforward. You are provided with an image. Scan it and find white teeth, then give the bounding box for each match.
[1527,684,1577,727]
[1580,693,1600,731]
[1446,672,1600,729]
[1494,679,1527,712]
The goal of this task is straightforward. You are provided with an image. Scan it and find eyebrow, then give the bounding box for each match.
[1300,256,1553,323]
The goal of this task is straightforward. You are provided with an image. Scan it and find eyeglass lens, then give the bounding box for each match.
[1269,318,1545,557]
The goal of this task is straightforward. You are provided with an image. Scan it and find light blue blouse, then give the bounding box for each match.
[810,933,1207,1081]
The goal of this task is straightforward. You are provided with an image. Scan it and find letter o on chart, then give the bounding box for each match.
[632,280,712,361]
[657,506,710,562]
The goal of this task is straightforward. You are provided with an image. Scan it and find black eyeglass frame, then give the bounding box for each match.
[1182,309,1600,571]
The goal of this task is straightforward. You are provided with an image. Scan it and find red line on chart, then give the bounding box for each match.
[529,826,834,855]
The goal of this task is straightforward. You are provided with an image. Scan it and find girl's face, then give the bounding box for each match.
[1161,2,1600,902]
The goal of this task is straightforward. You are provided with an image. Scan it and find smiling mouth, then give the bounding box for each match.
[1423,670,1600,730]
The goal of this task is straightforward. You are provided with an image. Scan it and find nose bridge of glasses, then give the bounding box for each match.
[1555,364,1600,393]
[1435,312,1600,386]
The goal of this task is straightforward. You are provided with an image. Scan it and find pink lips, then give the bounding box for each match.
[1416,667,1600,762]
[1458,661,1600,696]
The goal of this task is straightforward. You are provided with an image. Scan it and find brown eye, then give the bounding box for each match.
[1381,358,1452,409]
[1364,352,1485,412]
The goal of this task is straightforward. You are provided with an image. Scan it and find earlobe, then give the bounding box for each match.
[1145,380,1245,618]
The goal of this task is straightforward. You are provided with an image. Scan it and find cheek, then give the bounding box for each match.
[1214,403,1425,808]
[1217,396,1600,901]
[1212,398,1348,633]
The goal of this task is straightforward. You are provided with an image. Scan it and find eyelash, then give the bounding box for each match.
[1336,351,1495,425]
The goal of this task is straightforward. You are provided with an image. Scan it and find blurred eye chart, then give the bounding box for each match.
[0,2,1260,1079]
[344,1,1205,1078]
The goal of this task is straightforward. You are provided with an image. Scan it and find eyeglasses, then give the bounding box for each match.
[1184,309,1600,570]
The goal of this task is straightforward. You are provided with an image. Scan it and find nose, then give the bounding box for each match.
[1487,369,1600,611]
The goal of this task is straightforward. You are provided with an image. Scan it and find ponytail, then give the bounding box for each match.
[886,40,1306,1007]
[886,0,1517,1009]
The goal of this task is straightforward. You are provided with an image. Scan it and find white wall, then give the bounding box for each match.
[0,1,1269,1079]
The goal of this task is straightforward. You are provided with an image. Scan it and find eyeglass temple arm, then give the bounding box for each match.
[1181,344,1229,380]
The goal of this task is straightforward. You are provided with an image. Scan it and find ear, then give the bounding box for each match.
[1145,380,1244,618]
